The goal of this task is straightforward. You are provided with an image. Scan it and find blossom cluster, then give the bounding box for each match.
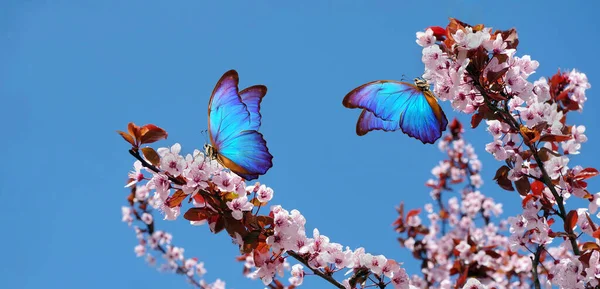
[121,181,223,289]
[116,18,598,289]
[242,204,411,288]
[118,123,413,289]
[395,119,534,288]
[412,19,598,288]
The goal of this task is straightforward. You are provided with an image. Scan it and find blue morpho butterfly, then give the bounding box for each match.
[342,78,448,144]
[203,70,273,181]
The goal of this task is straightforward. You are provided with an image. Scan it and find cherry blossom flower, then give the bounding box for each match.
[545,156,570,179]
[141,212,153,225]
[256,185,273,202]
[158,143,186,177]
[289,264,304,286]
[416,28,436,47]
[134,244,146,257]
[126,161,145,187]
[226,195,253,220]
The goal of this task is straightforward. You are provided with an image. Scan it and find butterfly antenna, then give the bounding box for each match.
[200,130,209,143]
[400,74,408,82]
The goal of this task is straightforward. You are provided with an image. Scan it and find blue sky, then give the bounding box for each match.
[2,1,599,288]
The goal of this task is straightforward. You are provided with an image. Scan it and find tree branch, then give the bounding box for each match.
[469,76,580,256]
[286,251,346,289]
[531,245,543,289]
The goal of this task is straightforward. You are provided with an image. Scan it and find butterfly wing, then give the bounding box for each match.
[239,85,267,131]
[343,80,448,144]
[356,109,400,136]
[398,90,448,144]
[216,130,272,181]
[208,70,273,180]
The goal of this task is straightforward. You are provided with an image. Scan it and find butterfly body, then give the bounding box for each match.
[206,70,273,180]
[342,78,448,144]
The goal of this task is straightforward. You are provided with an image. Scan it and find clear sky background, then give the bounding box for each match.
[2,1,599,288]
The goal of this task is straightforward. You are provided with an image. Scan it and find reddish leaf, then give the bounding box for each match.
[521,194,535,208]
[117,131,136,146]
[427,26,446,39]
[531,181,545,195]
[471,113,484,129]
[222,192,239,201]
[127,192,135,206]
[575,168,600,181]
[580,251,593,268]
[485,249,501,259]
[520,125,540,145]
[520,150,533,161]
[406,208,421,219]
[210,215,225,234]
[183,207,216,222]
[593,228,600,239]
[141,147,161,167]
[565,210,578,233]
[165,189,187,208]
[128,122,141,141]
[487,92,508,101]
[241,231,267,254]
[538,147,560,162]
[250,198,267,207]
[193,194,205,204]
[515,177,531,196]
[501,28,519,49]
[449,118,463,136]
[539,134,573,143]
[467,46,489,75]
[494,165,514,191]
[224,214,249,240]
[439,209,449,220]
[455,266,469,289]
[486,67,509,84]
[140,124,168,144]
[255,216,274,228]
[582,242,600,252]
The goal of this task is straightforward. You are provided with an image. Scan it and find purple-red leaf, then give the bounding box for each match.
[165,189,187,208]
[565,210,578,234]
[539,134,573,143]
[515,177,531,196]
[183,207,216,222]
[494,165,514,191]
[117,131,136,146]
[140,124,168,144]
[575,168,600,181]
[141,147,161,167]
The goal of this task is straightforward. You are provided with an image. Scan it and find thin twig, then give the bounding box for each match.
[287,251,345,289]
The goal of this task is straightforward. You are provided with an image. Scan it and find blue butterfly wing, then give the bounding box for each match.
[356,109,400,136]
[208,70,250,145]
[216,130,272,180]
[343,80,448,144]
[343,80,418,121]
[398,90,448,144]
[239,85,267,131]
[208,70,273,180]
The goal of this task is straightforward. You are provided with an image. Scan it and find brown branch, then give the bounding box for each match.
[131,206,204,288]
[531,245,543,289]
[286,251,346,289]
[129,148,185,185]
[127,148,352,288]
[469,75,580,256]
